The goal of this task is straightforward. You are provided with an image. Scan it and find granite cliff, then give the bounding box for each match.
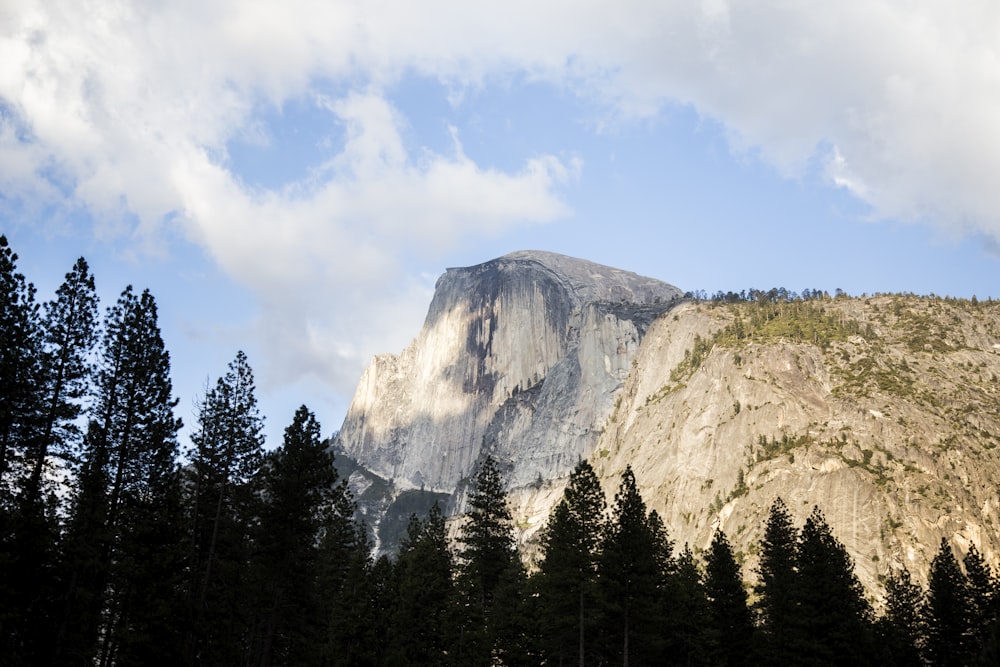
[335,253,1000,593]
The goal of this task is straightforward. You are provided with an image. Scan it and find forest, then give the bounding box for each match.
[2,233,999,666]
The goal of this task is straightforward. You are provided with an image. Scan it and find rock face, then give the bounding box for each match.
[334,250,680,536]
[336,252,1000,594]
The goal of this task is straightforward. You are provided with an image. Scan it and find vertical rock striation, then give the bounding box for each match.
[335,250,681,517]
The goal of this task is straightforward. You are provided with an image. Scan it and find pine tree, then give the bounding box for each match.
[536,459,606,666]
[314,475,366,665]
[923,538,973,666]
[664,543,710,665]
[454,455,519,666]
[597,465,671,666]
[2,253,97,665]
[754,498,798,665]
[876,567,924,667]
[249,405,338,667]
[389,504,453,665]
[184,350,265,665]
[963,544,997,656]
[703,530,753,666]
[0,234,42,500]
[793,506,873,664]
[55,286,183,666]
[23,257,99,506]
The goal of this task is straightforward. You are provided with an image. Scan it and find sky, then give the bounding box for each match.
[2,1,1000,447]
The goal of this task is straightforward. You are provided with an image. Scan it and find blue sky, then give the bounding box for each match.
[3,1,999,446]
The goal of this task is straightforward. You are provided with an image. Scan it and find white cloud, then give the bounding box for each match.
[3,0,1000,402]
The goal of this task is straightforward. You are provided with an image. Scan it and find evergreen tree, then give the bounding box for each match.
[24,257,99,506]
[963,544,997,656]
[597,465,671,666]
[876,567,924,667]
[454,455,519,666]
[248,405,338,667]
[323,523,382,666]
[2,254,97,665]
[536,459,606,667]
[754,498,799,665]
[389,504,453,665]
[0,234,42,499]
[664,544,710,665]
[55,286,183,666]
[185,350,265,665]
[793,506,873,664]
[314,476,366,665]
[703,530,753,666]
[923,538,973,666]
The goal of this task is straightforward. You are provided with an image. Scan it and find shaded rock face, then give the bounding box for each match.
[335,250,681,515]
[337,252,1000,595]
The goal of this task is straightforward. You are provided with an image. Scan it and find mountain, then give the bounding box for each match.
[334,252,1000,592]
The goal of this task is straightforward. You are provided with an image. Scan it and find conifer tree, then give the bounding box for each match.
[389,504,453,665]
[923,538,973,666]
[794,506,873,663]
[454,455,519,666]
[249,405,338,667]
[876,567,924,667]
[184,350,265,665]
[537,459,606,666]
[55,286,182,666]
[2,253,97,665]
[703,530,753,666]
[754,498,798,664]
[0,234,42,500]
[665,543,710,665]
[597,465,671,666]
[963,544,997,656]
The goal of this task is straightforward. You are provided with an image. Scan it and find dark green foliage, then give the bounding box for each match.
[597,466,672,665]
[536,459,605,666]
[453,455,519,665]
[665,544,710,665]
[923,538,973,666]
[388,504,454,665]
[185,350,265,665]
[876,568,925,667]
[704,530,753,666]
[964,544,998,652]
[55,286,183,666]
[754,498,799,665]
[793,506,874,664]
[0,234,42,500]
[248,405,339,666]
[1,252,98,665]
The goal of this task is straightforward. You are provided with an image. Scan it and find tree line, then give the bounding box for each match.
[2,233,999,665]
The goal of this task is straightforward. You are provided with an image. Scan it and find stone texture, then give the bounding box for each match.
[335,250,680,508]
[336,253,1000,595]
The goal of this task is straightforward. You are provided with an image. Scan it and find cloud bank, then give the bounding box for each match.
[3,0,1000,397]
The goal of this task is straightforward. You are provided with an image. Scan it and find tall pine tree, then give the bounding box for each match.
[793,506,873,664]
[536,459,606,667]
[876,567,924,667]
[55,286,183,666]
[754,498,799,665]
[597,465,671,666]
[185,350,265,666]
[248,405,338,667]
[923,538,973,667]
[454,455,519,666]
[389,504,453,665]
[703,530,753,666]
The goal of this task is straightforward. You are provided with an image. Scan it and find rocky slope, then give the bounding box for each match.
[335,252,1000,593]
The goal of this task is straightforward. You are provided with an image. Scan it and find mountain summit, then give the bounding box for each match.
[335,253,1000,592]
[336,250,681,491]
